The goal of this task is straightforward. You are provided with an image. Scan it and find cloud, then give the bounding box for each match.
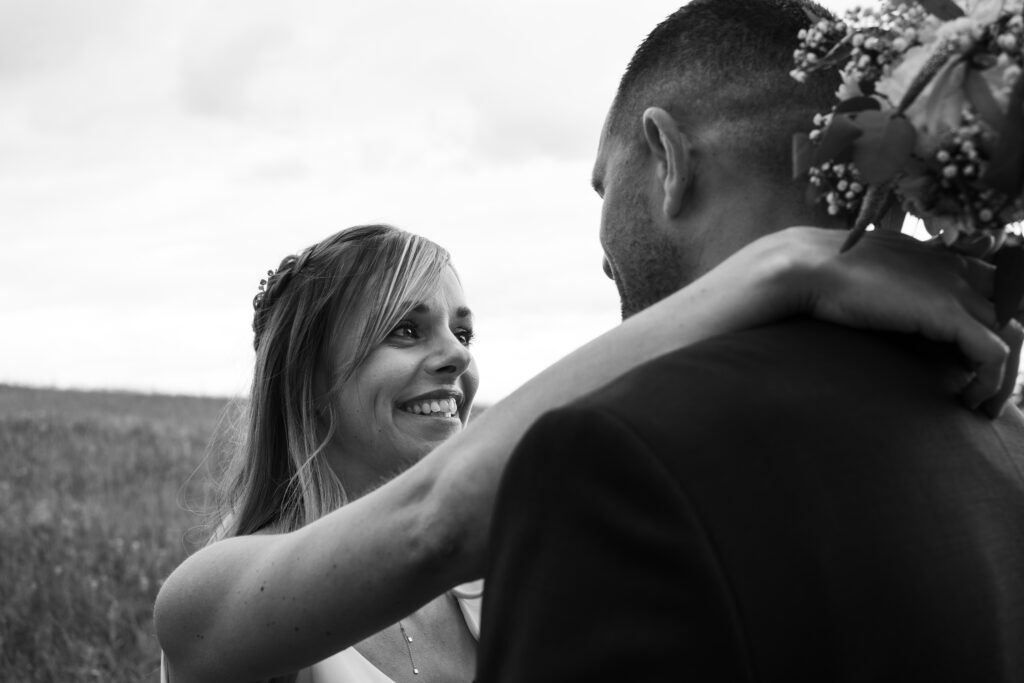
[164,1,638,166]
[2,0,696,401]
[0,0,142,80]
[179,22,293,120]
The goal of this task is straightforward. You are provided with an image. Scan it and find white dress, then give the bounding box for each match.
[160,581,483,683]
[297,580,482,683]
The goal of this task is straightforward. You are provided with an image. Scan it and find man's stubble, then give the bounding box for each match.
[608,180,697,321]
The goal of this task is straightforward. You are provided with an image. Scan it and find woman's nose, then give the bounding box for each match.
[429,331,471,377]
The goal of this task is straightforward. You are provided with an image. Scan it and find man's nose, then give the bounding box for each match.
[602,256,615,280]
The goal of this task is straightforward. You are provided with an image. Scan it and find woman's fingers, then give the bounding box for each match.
[866,233,1015,411]
[939,307,1007,409]
[955,281,999,330]
[899,263,1009,410]
[957,257,996,299]
[927,251,1016,413]
[957,232,1000,259]
[981,320,1024,418]
[806,226,1017,413]
[958,318,1022,413]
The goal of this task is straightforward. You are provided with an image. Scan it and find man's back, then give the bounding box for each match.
[477,320,1024,682]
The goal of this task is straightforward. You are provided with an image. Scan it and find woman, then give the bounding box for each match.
[156,223,1018,683]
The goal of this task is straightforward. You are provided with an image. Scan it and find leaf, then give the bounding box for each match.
[896,44,958,115]
[964,67,1005,130]
[812,114,863,166]
[875,204,907,233]
[851,112,917,184]
[792,133,814,179]
[921,58,968,134]
[835,96,882,114]
[994,243,1024,327]
[840,222,871,253]
[815,42,855,72]
[892,0,964,20]
[849,109,890,136]
[982,71,1024,196]
[840,183,895,253]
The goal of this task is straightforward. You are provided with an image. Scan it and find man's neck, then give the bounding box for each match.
[686,180,844,278]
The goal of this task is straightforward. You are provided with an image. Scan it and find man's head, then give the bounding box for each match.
[594,0,842,318]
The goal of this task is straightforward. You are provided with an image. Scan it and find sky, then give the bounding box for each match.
[3,0,914,404]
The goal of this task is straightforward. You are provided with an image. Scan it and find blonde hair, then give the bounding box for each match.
[213,224,451,540]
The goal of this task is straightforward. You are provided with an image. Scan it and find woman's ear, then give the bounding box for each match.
[642,107,692,219]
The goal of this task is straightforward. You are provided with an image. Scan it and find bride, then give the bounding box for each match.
[155,223,1018,682]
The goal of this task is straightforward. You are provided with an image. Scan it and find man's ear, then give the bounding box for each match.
[642,107,692,219]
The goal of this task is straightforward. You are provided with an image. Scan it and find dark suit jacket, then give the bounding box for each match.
[476,320,1024,682]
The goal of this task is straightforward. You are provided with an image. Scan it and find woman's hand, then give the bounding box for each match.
[780,226,1024,417]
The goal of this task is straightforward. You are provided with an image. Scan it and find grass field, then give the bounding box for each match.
[0,384,236,682]
[1,380,1020,682]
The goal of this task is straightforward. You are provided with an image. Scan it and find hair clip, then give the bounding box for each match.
[254,269,276,311]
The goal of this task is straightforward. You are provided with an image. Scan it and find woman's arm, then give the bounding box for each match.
[155,226,1019,682]
[431,227,1022,576]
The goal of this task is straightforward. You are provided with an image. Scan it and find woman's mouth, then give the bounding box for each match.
[399,397,459,418]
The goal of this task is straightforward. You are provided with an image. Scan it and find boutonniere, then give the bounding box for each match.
[791,0,1024,326]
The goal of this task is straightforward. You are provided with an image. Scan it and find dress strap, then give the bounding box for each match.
[451,579,484,640]
[160,651,171,683]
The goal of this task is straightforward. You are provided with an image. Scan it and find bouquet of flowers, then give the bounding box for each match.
[791,0,1024,324]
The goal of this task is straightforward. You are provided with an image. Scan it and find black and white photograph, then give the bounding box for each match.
[2,1,1024,681]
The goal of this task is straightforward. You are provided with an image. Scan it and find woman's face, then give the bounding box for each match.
[328,266,479,493]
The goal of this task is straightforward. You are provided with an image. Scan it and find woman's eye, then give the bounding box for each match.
[389,321,418,340]
[455,328,475,347]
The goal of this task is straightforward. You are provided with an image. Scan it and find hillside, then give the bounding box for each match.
[0,380,1016,681]
[0,384,492,682]
[0,384,235,682]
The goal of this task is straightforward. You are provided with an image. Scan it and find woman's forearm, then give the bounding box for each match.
[429,225,1021,574]
[426,230,800,576]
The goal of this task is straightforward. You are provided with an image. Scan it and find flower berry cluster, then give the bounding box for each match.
[928,108,1004,232]
[810,161,868,217]
[792,1,1024,245]
[791,17,848,83]
[802,112,868,218]
[981,0,1024,48]
[977,11,1024,100]
[805,112,868,217]
[837,4,926,96]
[792,3,927,97]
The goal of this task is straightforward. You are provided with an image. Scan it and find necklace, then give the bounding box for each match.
[398,620,420,675]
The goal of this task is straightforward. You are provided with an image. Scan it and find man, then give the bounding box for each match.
[475,1,1024,681]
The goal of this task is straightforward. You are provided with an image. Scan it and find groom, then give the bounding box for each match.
[476,1,1024,681]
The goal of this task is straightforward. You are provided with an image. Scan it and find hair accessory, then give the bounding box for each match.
[251,245,322,349]
[790,0,1024,325]
[253,269,276,312]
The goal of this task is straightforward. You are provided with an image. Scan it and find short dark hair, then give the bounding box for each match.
[609,0,839,185]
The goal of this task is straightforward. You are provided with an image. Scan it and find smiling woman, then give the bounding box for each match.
[165,224,482,683]
[327,267,479,499]
[224,224,474,538]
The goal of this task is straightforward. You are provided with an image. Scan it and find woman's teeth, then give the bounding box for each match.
[402,397,458,417]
